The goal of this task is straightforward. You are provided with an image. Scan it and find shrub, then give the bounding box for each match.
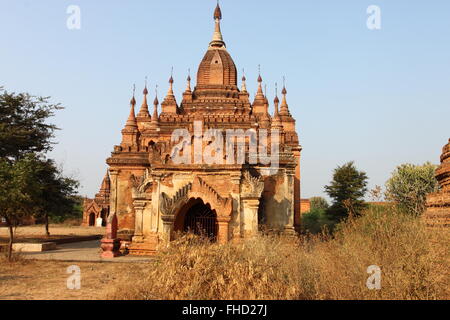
[301,208,335,234]
[385,163,438,216]
[310,197,329,211]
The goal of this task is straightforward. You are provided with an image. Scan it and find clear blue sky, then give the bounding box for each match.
[1,0,449,200]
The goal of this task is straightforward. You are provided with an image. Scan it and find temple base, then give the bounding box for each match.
[128,234,160,256]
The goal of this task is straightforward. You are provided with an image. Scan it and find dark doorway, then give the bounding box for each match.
[183,200,218,241]
[89,212,95,226]
[101,210,107,227]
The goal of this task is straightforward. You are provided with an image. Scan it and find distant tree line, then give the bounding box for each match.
[302,161,438,234]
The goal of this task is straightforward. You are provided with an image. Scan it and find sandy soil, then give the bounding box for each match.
[0,224,104,238]
[0,260,149,300]
[0,225,104,243]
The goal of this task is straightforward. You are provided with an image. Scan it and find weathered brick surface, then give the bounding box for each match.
[91,4,302,256]
[425,139,450,227]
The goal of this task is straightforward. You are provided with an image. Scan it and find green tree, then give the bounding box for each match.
[33,159,80,236]
[0,88,61,160]
[385,162,438,216]
[310,197,329,211]
[0,87,78,260]
[0,155,41,260]
[325,161,368,220]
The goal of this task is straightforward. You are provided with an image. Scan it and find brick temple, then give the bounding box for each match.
[84,4,302,257]
[425,139,450,227]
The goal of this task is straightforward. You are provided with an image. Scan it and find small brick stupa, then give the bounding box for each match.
[425,139,450,227]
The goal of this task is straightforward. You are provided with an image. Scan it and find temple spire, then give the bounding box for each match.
[125,85,138,129]
[241,69,247,92]
[137,77,150,118]
[186,69,192,93]
[252,65,266,107]
[272,83,283,129]
[167,67,174,96]
[152,86,159,124]
[280,76,290,116]
[99,170,110,192]
[209,1,226,48]
[256,65,264,96]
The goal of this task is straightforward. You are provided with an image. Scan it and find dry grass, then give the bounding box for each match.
[109,205,449,300]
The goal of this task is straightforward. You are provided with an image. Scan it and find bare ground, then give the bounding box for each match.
[0,224,104,244]
[0,260,150,300]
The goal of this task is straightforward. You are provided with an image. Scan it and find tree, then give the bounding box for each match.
[0,88,61,160]
[0,155,41,260]
[325,161,368,220]
[33,159,80,236]
[302,198,334,234]
[385,162,438,216]
[0,88,78,260]
[310,197,329,211]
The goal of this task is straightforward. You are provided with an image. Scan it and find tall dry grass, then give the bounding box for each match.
[108,205,449,300]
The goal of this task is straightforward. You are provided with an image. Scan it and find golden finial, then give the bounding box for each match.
[143,76,148,95]
[257,65,262,83]
[130,84,136,105]
[154,85,159,105]
[274,82,279,104]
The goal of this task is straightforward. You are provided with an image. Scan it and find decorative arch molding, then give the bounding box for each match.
[130,169,153,198]
[85,201,101,215]
[160,176,233,219]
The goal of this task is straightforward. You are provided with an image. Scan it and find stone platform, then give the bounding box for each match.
[21,240,153,263]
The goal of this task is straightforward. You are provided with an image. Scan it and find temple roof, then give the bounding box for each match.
[192,4,240,103]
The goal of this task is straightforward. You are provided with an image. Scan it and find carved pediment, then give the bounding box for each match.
[242,171,264,198]
[190,177,233,218]
[158,177,233,219]
[159,183,193,216]
[131,169,154,198]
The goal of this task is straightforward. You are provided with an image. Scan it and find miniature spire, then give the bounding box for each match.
[274,83,280,106]
[210,1,225,48]
[186,68,192,93]
[166,67,175,96]
[125,84,138,129]
[130,84,136,106]
[256,65,264,96]
[152,85,159,123]
[100,170,110,191]
[272,83,283,129]
[137,77,151,118]
[280,76,291,116]
[241,69,247,92]
[253,65,266,107]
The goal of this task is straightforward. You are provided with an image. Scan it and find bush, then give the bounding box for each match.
[310,197,329,211]
[301,208,335,234]
[385,163,438,216]
[108,205,449,300]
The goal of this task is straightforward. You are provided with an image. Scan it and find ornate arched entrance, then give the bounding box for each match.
[174,198,218,241]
